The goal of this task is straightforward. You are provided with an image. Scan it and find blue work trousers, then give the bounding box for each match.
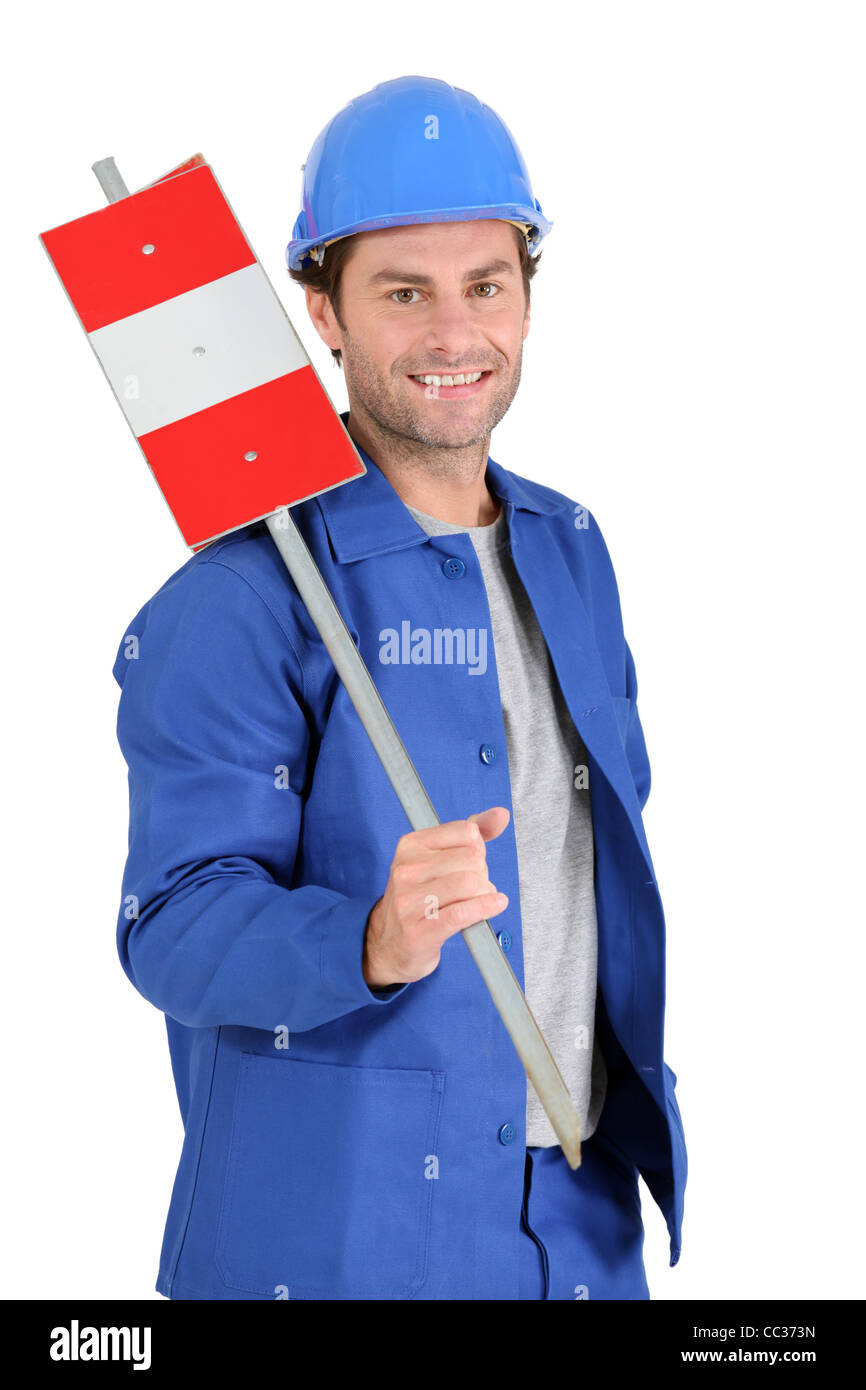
[518,1133,650,1300]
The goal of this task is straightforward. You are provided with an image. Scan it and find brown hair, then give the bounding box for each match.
[287,223,542,369]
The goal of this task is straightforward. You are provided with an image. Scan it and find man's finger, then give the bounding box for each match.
[395,809,508,856]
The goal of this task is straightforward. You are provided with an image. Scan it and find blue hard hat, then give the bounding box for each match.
[286,75,552,270]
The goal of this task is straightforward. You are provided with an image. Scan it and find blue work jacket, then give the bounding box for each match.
[113,415,687,1299]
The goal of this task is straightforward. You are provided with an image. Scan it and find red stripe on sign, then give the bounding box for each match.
[138,366,364,548]
[40,165,255,332]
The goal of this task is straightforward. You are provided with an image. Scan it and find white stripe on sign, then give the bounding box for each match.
[88,262,310,436]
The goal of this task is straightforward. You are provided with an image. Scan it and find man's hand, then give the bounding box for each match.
[362,807,511,988]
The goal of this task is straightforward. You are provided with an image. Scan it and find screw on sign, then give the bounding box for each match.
[39,154,583,1168]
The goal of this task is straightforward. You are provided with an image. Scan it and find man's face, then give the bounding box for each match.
[308,219,531,452]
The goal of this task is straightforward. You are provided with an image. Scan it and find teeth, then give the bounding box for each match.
[412,371,484,386]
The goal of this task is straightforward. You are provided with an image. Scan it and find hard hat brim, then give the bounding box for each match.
[287,205,552,271]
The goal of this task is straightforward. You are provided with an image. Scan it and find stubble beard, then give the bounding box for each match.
[340,332,523,474]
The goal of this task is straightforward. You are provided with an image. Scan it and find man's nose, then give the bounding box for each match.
[419,291,485,356]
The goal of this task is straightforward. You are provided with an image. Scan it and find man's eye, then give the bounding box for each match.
[389,283,501,304]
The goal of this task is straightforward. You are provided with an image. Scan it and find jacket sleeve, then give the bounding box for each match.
[584,506,654,813]
[624,638,653,812]
[113,554,409,1033]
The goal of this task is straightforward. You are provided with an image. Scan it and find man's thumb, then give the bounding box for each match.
[467,806,511,841]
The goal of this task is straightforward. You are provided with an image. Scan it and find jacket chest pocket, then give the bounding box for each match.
[215,1052,445,1299]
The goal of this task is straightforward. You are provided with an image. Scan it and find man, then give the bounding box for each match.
[113,74,686,1300]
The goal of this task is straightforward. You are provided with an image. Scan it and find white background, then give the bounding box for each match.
[4,0,864,1300]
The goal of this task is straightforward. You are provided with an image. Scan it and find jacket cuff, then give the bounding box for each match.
[320,895,411,1008]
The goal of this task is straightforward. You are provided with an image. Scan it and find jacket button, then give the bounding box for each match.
[480,743,497,764]
[442,557,466,579]
[497,930,512,953]
[498,1122,516,1146]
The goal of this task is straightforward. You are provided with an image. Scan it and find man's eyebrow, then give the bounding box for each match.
[366,258,518,287]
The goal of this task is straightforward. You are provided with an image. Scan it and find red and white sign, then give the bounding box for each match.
[40,160,365,549]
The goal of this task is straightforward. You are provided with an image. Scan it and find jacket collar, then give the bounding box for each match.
[316,411,564,563]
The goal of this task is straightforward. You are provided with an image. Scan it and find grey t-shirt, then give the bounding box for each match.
[405,499,608,1147]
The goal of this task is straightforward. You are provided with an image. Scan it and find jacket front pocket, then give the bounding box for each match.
[215,1052,445,1299]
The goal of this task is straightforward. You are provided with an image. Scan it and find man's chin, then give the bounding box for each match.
[398,392,498,446]
[401,414,494,450]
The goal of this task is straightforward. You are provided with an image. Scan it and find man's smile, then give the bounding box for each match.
[407,369,494,399]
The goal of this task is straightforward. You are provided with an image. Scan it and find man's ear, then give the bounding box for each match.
[304,286,343,354]
[522,298,531,342]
